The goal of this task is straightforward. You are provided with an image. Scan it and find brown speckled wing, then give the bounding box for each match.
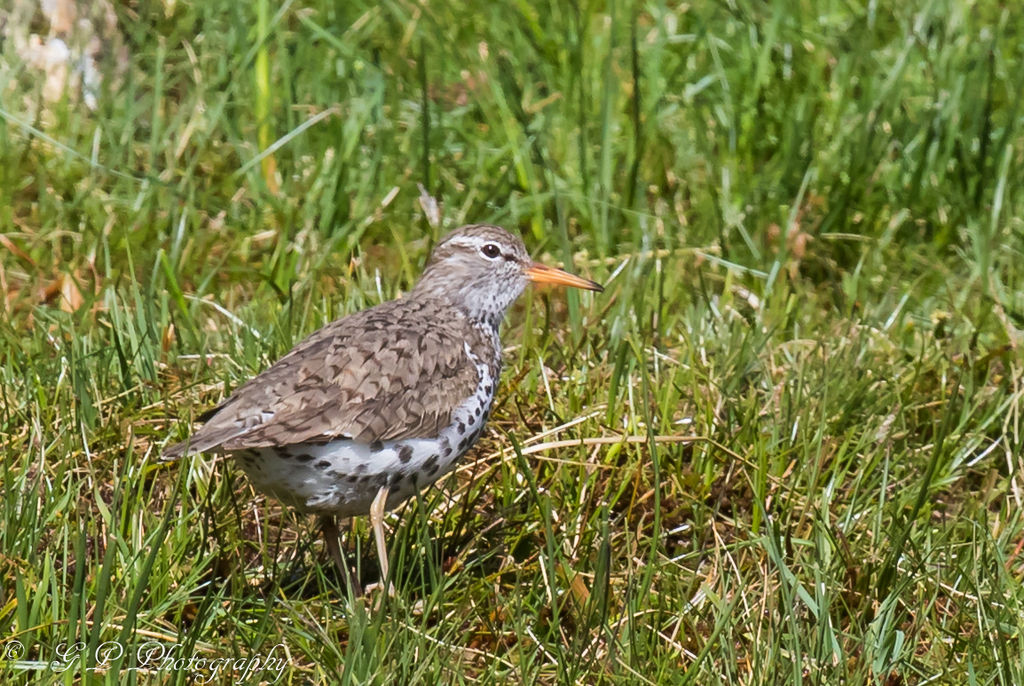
[163,298,492,458]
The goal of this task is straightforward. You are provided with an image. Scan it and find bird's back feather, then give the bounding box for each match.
[163,296,497,458]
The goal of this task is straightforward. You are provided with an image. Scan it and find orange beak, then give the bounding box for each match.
[525,262,603,292]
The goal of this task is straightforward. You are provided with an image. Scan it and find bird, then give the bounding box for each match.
[163,224,602,590]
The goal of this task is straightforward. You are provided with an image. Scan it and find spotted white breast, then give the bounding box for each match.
[235,341,497,517]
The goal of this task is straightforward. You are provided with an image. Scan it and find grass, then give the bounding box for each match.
[1,0,1022,683]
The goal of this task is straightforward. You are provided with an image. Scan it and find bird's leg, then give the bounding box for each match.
[320,515,360,596]
[369,485,391,584]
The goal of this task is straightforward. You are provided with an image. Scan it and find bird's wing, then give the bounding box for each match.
[162,300,490,458]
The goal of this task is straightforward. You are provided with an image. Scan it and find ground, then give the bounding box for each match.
[1,1,1022,684]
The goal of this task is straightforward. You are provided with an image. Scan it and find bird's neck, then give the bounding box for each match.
[457,299,506,352]
[407,289,505,369]
[410,283,508,334]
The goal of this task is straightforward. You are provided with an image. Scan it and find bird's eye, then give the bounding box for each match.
[480,243,502,259]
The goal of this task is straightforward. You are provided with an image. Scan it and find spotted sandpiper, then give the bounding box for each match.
[164,224,602,587]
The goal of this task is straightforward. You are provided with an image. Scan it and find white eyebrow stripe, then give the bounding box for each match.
[447,236,490,249]
[441,233,526,263]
